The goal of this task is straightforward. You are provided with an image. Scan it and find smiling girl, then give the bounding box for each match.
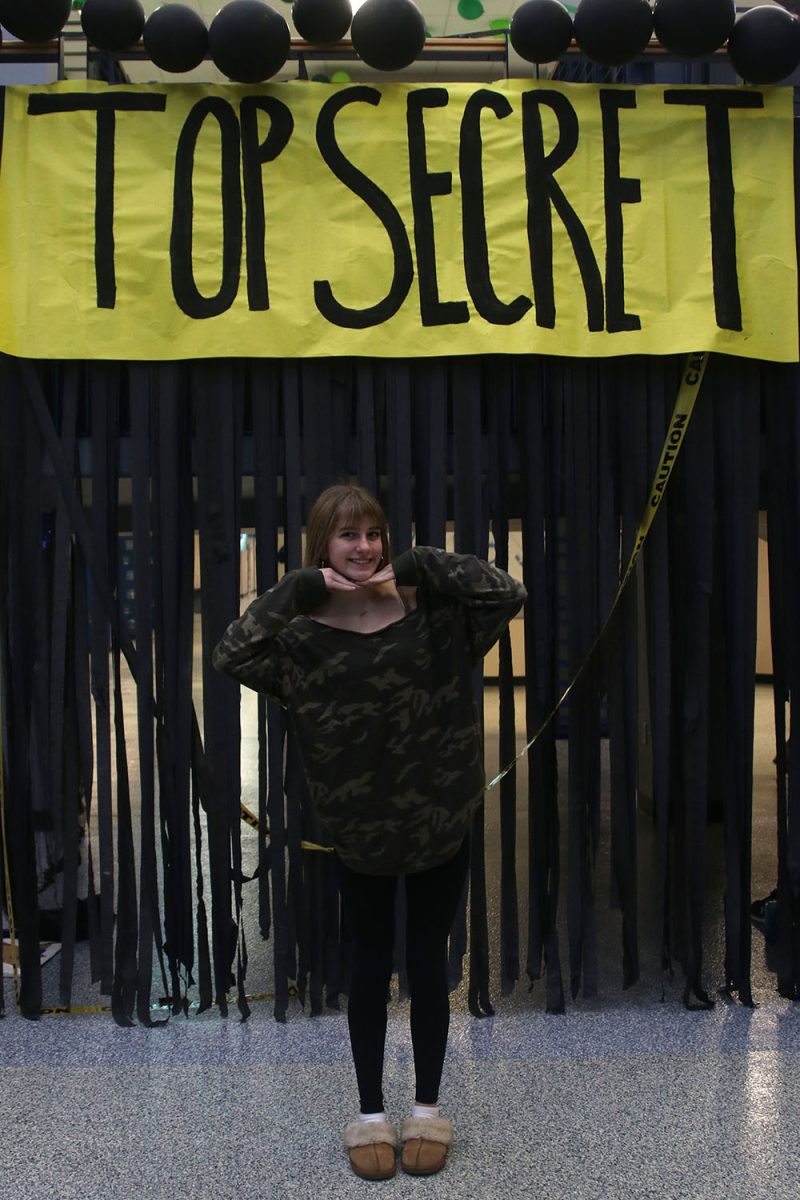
[213,482,526,1181]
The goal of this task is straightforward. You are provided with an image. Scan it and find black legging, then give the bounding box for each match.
[337,837,471,1115]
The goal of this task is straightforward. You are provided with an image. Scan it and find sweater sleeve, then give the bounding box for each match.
[393,546,526,662]
[212,567,328,701]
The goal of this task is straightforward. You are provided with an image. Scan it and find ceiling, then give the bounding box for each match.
[113,0,791,86]
[0,1,792,86]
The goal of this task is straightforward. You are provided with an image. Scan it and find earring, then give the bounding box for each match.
[320,558,328,567]
[378,556,384,567]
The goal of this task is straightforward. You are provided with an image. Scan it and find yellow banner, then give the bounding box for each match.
[0,80,795,362]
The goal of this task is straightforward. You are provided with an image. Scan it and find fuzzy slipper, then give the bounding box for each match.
[400,1116,454,1176]
[343,1119,398,1181]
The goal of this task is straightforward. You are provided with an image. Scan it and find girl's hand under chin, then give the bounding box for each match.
[320,567,359,592]
[357,564,396,587]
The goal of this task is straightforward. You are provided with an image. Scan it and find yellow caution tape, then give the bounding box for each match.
[240,803,259,831]
[0,658,21,1009]
[484,350,709,792]
[240,803,334,853]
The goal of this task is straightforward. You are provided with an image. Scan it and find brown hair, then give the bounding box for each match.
[304,483,391,569]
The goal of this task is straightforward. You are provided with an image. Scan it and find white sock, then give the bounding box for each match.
[358,1111,388,1124]
[412,1102,440,1120]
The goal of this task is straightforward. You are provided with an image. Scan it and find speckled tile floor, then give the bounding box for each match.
[2,682,798,1199]
[3,1000,800,1199]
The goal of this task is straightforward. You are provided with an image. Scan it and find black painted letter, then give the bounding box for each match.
[599,89,641,333]
[406,89,469,327]
[240,96,294,312]
[521,90,604,331]
[171,98,243,320]
[28,92,167,310]
[315,87,413,328]
[459,90,532,325]
[664,88,764,332]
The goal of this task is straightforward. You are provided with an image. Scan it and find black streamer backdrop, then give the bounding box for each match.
[2,349,800,1024]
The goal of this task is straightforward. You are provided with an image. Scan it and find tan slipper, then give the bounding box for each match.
[343,1119,398,1181]
[400,1116,454,1176]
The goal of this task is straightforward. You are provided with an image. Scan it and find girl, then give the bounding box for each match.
[213,483,526,1180]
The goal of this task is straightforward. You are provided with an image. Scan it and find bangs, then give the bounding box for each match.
[333,493,384,530]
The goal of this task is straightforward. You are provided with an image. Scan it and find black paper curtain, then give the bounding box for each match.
[1,350,799,1023]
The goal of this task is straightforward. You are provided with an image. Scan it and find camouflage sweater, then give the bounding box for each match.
[213,547,526,875]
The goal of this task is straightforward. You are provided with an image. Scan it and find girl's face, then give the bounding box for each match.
[326,514,383,582]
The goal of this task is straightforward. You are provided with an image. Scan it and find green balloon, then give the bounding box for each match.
[330,69,353,82]
[457,0,484,20]
[489,17,510,30]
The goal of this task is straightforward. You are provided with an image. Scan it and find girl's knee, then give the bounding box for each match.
[405,949,448,993]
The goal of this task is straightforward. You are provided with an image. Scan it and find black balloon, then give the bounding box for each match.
[727,5,800,84]
[573,0,653,66]
[351,0,425,71]
[653,0,735,57]
[0,0,71,42]
[81,0,145,51]
[510,0,573,65]
[144,4,209,73]
[292,0,351,44]
[209,0,290,82]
